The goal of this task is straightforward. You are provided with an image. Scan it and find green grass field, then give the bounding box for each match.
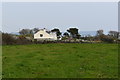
[2,43,118,78]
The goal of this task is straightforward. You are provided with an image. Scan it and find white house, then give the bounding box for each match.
[34,28,57,41]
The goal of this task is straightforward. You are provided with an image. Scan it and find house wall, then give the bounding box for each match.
[34,29,57,40]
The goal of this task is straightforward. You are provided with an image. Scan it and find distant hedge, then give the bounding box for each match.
[2,33,119,45]
[2,33,33,45]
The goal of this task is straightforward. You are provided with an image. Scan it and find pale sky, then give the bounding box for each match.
[1,0,119,2]
[2,2,118,33]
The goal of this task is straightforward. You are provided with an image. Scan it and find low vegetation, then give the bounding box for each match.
[1,28,120,45]
[2,33,33,45]
[2,43,118,78]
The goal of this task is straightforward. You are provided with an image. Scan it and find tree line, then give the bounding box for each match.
[1,27,120,45]
[18,28,81,39]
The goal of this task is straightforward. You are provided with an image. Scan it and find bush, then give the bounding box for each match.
[2,33,33,45]
[16,36,33,45]
[2,33,16,45]
[99,35,114,43]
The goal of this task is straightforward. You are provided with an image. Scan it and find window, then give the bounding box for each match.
[40,34,43,37]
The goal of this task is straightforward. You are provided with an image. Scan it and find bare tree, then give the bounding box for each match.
[19,29,31,35]
[97,30,104,36]
[109,31,119,38]
[33,28,39,34]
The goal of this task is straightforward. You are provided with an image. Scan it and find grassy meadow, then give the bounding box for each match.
[2,43,118,78]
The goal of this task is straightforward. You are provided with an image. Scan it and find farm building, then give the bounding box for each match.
[34,28,57,41]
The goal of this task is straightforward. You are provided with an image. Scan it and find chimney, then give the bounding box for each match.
[43,28,46,31]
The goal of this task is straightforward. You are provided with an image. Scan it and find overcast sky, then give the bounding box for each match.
[2,2,118,33]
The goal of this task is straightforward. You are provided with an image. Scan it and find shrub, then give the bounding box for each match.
[16,36,32,44]
[99,35,114,43]
[2,33,33,45]
[2,33,16,45]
